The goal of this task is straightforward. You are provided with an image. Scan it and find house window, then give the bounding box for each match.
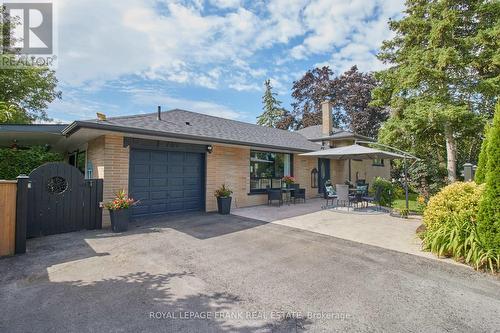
[250,150,293,193]
[372,158,384,166]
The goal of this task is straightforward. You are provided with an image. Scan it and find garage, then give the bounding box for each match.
[128,140,206,218]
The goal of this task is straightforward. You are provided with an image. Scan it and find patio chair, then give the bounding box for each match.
[363,186,382,210]
[289,183,300,203]
[323,184,337,207]
[294,187,306,203]
[335,184,349,207]
[267,188,283,207]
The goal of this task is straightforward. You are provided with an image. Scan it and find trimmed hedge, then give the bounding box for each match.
[476,104,500,255]
[0,146,63,180]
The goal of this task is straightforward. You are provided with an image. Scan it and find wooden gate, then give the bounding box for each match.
[27,162,103,237]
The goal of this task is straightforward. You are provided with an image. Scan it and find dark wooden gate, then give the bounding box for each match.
[27,162,103,237]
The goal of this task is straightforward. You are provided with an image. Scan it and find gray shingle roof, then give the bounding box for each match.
[66,109,322,152]
[296,125,373,142]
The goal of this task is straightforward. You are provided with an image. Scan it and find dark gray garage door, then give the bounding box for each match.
[129,148,204,217]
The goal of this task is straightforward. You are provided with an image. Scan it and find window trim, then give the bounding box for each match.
[372,158,385,167]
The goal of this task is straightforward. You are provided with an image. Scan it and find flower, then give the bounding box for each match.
[105,189,138,210]
[281,176,295,185]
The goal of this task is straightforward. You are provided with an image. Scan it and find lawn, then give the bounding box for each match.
[392,193,423,214]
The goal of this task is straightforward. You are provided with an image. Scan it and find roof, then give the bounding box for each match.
[0,124,67,134]
[64,109,322,152]
[296,125,373,142]
[300,144,408,160]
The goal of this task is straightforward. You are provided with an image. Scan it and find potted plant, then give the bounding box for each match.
[214,184,233,215]
[105,189,137,232]
[281,176,295,188]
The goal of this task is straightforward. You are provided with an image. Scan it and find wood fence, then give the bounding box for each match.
[0,181,17,256]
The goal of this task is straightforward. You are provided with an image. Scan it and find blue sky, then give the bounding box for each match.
[47,0,405,124]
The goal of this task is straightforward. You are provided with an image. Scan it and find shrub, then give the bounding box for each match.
[423,215,499,272]
[422,182,484,234]
[371,177,394,207]
[474,123,490,184]
[422,181,499,272]
[0,146,63,180]
[476,103,500,256]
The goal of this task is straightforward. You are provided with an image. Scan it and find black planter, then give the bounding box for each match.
[216,196,232,215]
[109,209,130,232]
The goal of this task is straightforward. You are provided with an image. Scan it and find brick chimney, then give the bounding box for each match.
[321,100,332,136]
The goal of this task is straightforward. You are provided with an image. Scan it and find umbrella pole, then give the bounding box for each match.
[348,159,352,183]
[404,157,409,210]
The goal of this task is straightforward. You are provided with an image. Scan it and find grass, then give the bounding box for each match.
[392,193,423,214]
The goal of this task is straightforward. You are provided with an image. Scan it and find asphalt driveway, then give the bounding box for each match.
[0,213,499,332]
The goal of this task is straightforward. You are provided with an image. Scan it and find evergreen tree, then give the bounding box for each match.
[257,80,285,128]
[373,0,499,182]
[475,123,491,184]
[476,103,500,254]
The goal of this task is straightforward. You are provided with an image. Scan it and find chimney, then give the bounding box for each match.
[321,100,332,136]
[157,105,161,120]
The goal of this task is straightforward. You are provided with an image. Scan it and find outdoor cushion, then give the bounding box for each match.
[325,185,336,196]
[356,185,368,194]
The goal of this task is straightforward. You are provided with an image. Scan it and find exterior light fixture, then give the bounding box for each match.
[207,145,213,154]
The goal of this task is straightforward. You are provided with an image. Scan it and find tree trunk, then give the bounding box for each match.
[444,123,457,183]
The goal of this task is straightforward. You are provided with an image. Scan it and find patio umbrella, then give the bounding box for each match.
[300,144,417,210]
[300,144,407,160]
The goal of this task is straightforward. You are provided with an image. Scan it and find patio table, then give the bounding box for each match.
[281,188,295,205]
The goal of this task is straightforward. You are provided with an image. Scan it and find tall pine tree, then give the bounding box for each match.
[373,0,499,182]
[257,79,285,127]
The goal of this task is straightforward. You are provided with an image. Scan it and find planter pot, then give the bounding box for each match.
[217,196,232,215]
[109,209,130,232]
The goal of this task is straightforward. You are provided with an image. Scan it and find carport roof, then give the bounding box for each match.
[63,109,322,152]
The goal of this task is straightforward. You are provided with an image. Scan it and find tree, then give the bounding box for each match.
[256,79,285,127]
[289,66,339,129]
[335,66,388,138]
[476,103,500,255]
[0,146,63,179]
[373,0,499,182]
[475,123,491,184]
[0,7,61,123]
[285,66,386,135]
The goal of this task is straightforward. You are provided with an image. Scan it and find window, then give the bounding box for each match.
[250,150,292,192]
[372,158,384,166]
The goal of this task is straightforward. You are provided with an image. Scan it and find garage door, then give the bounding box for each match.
[129,148,205,217]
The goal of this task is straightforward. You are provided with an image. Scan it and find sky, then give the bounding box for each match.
[46,0,405,124]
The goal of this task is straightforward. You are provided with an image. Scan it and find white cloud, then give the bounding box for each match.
[47,0,407,121]
[128,89,245,120]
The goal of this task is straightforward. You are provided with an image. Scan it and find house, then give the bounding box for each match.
[0,101,390,224]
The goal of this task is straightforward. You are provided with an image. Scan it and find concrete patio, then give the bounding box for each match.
[232,198,445,261]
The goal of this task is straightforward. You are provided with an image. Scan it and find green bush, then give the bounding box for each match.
[422,181,499,272]
[423,215,499,272]
[474,123,490,184]
[423,182,484,234]
[0,146,63,180]
[476,104,500,256]
[371,177,394,207]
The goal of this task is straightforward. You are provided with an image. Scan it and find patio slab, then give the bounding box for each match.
[232,199,455,262]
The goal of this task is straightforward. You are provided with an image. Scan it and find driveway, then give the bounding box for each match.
[0,213,499,332]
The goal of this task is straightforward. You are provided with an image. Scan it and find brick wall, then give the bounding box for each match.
[86,135,129,226]
[205,145,319,212]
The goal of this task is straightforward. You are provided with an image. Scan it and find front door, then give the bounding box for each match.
[318,158,330,193]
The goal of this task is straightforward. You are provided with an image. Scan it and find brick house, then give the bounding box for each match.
[0,101,390,224]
